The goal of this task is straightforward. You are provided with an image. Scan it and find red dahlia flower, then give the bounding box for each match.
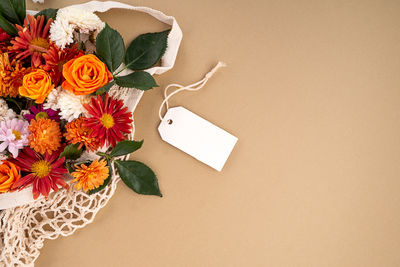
[9,15,53,67]
[0,28,11,53]
[83,94,133,147]
[9,147,69,199]
[0,28,10,42]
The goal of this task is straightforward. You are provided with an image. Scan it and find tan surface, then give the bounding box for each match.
[26,0,400,266]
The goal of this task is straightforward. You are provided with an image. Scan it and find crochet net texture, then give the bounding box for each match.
[0,86,143,266]
[0,2,182,265]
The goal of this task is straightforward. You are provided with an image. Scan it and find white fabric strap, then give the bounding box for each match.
[68,0,183,76]
[159,61,227,121]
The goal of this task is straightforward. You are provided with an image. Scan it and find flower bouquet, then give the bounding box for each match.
[0,0,182,210]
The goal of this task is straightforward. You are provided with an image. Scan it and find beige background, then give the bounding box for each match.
[26,0,400,266]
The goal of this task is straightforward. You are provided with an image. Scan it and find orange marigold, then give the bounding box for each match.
[0,53,30,97]
[28,118,61,155]
[64,118,100,152]
[71,159,109,192]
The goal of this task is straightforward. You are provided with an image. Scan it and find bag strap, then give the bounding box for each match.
[67,0,183,76]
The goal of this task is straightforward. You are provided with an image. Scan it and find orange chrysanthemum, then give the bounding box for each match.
[28,118,61,155]
[71,159,109,192]
[64,118,100,152]
[0,53,31,97]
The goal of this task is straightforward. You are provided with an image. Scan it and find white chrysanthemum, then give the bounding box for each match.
[44,86,90,122]
[57,91,91,122]
[0,99,16,122]
[49,7,105,49]
[44,86,62,111]
[49,19,75,49]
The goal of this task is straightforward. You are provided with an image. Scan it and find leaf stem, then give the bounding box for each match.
[96,152,113,161]
[113,50,147,76]
[5,97,22,112]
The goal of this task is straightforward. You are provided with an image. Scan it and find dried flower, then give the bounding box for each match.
[50,7,105,49]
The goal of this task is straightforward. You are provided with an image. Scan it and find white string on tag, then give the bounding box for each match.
[158,61,227,121]
[157,61,238,171]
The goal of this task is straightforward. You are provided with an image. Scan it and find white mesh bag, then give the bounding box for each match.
[0,1,182,266]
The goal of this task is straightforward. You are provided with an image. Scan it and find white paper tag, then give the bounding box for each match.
[158,106,238,171]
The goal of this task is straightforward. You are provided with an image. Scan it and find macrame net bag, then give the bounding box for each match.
[0,2,182,266]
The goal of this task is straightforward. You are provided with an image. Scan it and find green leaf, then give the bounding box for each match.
[0,13,17,35]
[114,71,158,90]
[115,160,162,197]
[125,30,170,71]
[96,24,125,72]
[96,80,115,95]
[110,140,144,158]
[35,8,58,22]
[88,160,113,195]
[13,0,25,24]
[60,144,83,160]
[0,0,24,25]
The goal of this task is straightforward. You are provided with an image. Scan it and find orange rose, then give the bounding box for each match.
[19,69,54,104]
[0,161,21,193]
[62,54,112,95]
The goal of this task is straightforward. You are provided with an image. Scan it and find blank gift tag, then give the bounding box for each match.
[158,106,238,171]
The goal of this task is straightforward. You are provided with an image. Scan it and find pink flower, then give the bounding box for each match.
[24,104,61,122]
[0,119,29,158]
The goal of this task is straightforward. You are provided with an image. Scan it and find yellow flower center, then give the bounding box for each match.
[31,160,51,178]
[87,172,96,180]
[12,130,21,140]
[35,112,49,120]
[100,114,114,129]
[41,129,48,140]
[30,37,49,53]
